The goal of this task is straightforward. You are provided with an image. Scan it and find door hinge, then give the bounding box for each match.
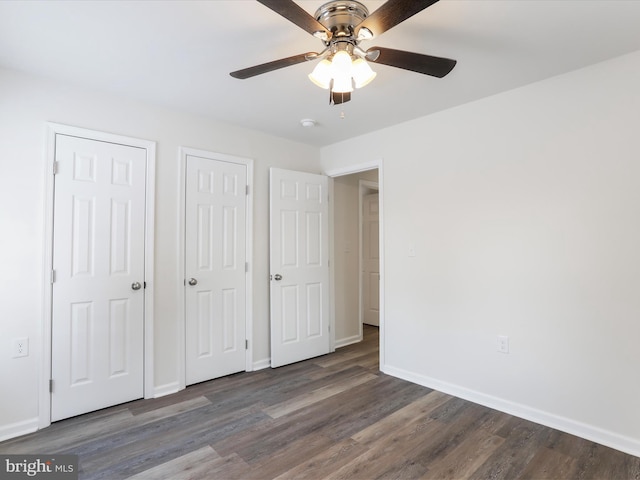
[49,379,54,393]
[144,281,147,289]
[245,262,249,273]
[50,270,56,283]
[246,185,250,195]
[53,161,59,175]
[245,339,249,350]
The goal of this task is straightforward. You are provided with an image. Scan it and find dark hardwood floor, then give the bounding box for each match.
[2,325,639,479]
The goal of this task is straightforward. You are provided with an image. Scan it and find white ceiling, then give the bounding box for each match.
[1,0,639,147]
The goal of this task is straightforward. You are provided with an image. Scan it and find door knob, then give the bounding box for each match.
[188,278,198,286]
[131,282,142,291]
[274,274,282,281]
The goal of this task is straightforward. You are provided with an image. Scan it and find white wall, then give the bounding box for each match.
[321,50,640,456]
[0,67,321,439]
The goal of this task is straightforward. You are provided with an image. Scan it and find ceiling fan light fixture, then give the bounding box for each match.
[308,59,332,89]
[309,50,373,94]
[232,0,458,106]
[352,58,376,88]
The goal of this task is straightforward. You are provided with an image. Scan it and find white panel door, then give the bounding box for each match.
[51,134,146,421]
[185,155,247,385]
[269,168,330,368]
[363,193,380,326]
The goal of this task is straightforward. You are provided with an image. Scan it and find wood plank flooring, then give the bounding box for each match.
[2,325,639,479]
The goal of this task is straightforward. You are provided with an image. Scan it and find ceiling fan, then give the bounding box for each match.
[230,0,457,105]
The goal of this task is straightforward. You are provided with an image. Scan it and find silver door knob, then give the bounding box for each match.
[188,278,198,286]
[131,282,142,290]
[274,274,282,281]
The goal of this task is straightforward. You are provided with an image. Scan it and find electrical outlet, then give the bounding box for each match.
[12,337,29,358]
[497,335,509,354]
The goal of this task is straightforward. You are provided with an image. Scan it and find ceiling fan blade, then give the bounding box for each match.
[257,0,331,39]
[369,47,456,78]
[355,0,439,38]
[230,52,317,79]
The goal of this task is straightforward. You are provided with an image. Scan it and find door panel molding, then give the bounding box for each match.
[42,123,156,429]
[361,185,379,328]
[184,155,247,385]
[178,147,253,391]
[269,168,330,368]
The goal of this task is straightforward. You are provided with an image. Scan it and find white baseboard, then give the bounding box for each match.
[153,381,181,398]
[252,358,271,371]
[382,364,640,459]
[0,417,39,442]
[335,334,362,349]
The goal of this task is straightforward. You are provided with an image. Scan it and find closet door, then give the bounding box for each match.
[51,134,146,421]
[185,155,247,385]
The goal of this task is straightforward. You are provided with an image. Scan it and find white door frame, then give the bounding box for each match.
[359,180,379,332]
[41,123,156,429]
[177,147,254,391]
[324,159,385,369]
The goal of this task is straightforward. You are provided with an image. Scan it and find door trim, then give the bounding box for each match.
[41,123,156,429]
[325,160,385,369]
[177,147,254,391]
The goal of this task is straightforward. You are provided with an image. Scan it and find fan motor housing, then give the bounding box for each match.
[314,1,369,38]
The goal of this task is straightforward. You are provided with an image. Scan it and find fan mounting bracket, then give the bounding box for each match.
[314,1,369,42]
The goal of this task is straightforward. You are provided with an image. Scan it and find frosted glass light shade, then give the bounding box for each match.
[330,51,354,92]
[331,50,352,75]
[352,58,377,88]
[332,75,354,93]
[308,59,332,89]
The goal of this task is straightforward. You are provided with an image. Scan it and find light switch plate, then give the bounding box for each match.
[12,337,29,358]
[497,335,509,354]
